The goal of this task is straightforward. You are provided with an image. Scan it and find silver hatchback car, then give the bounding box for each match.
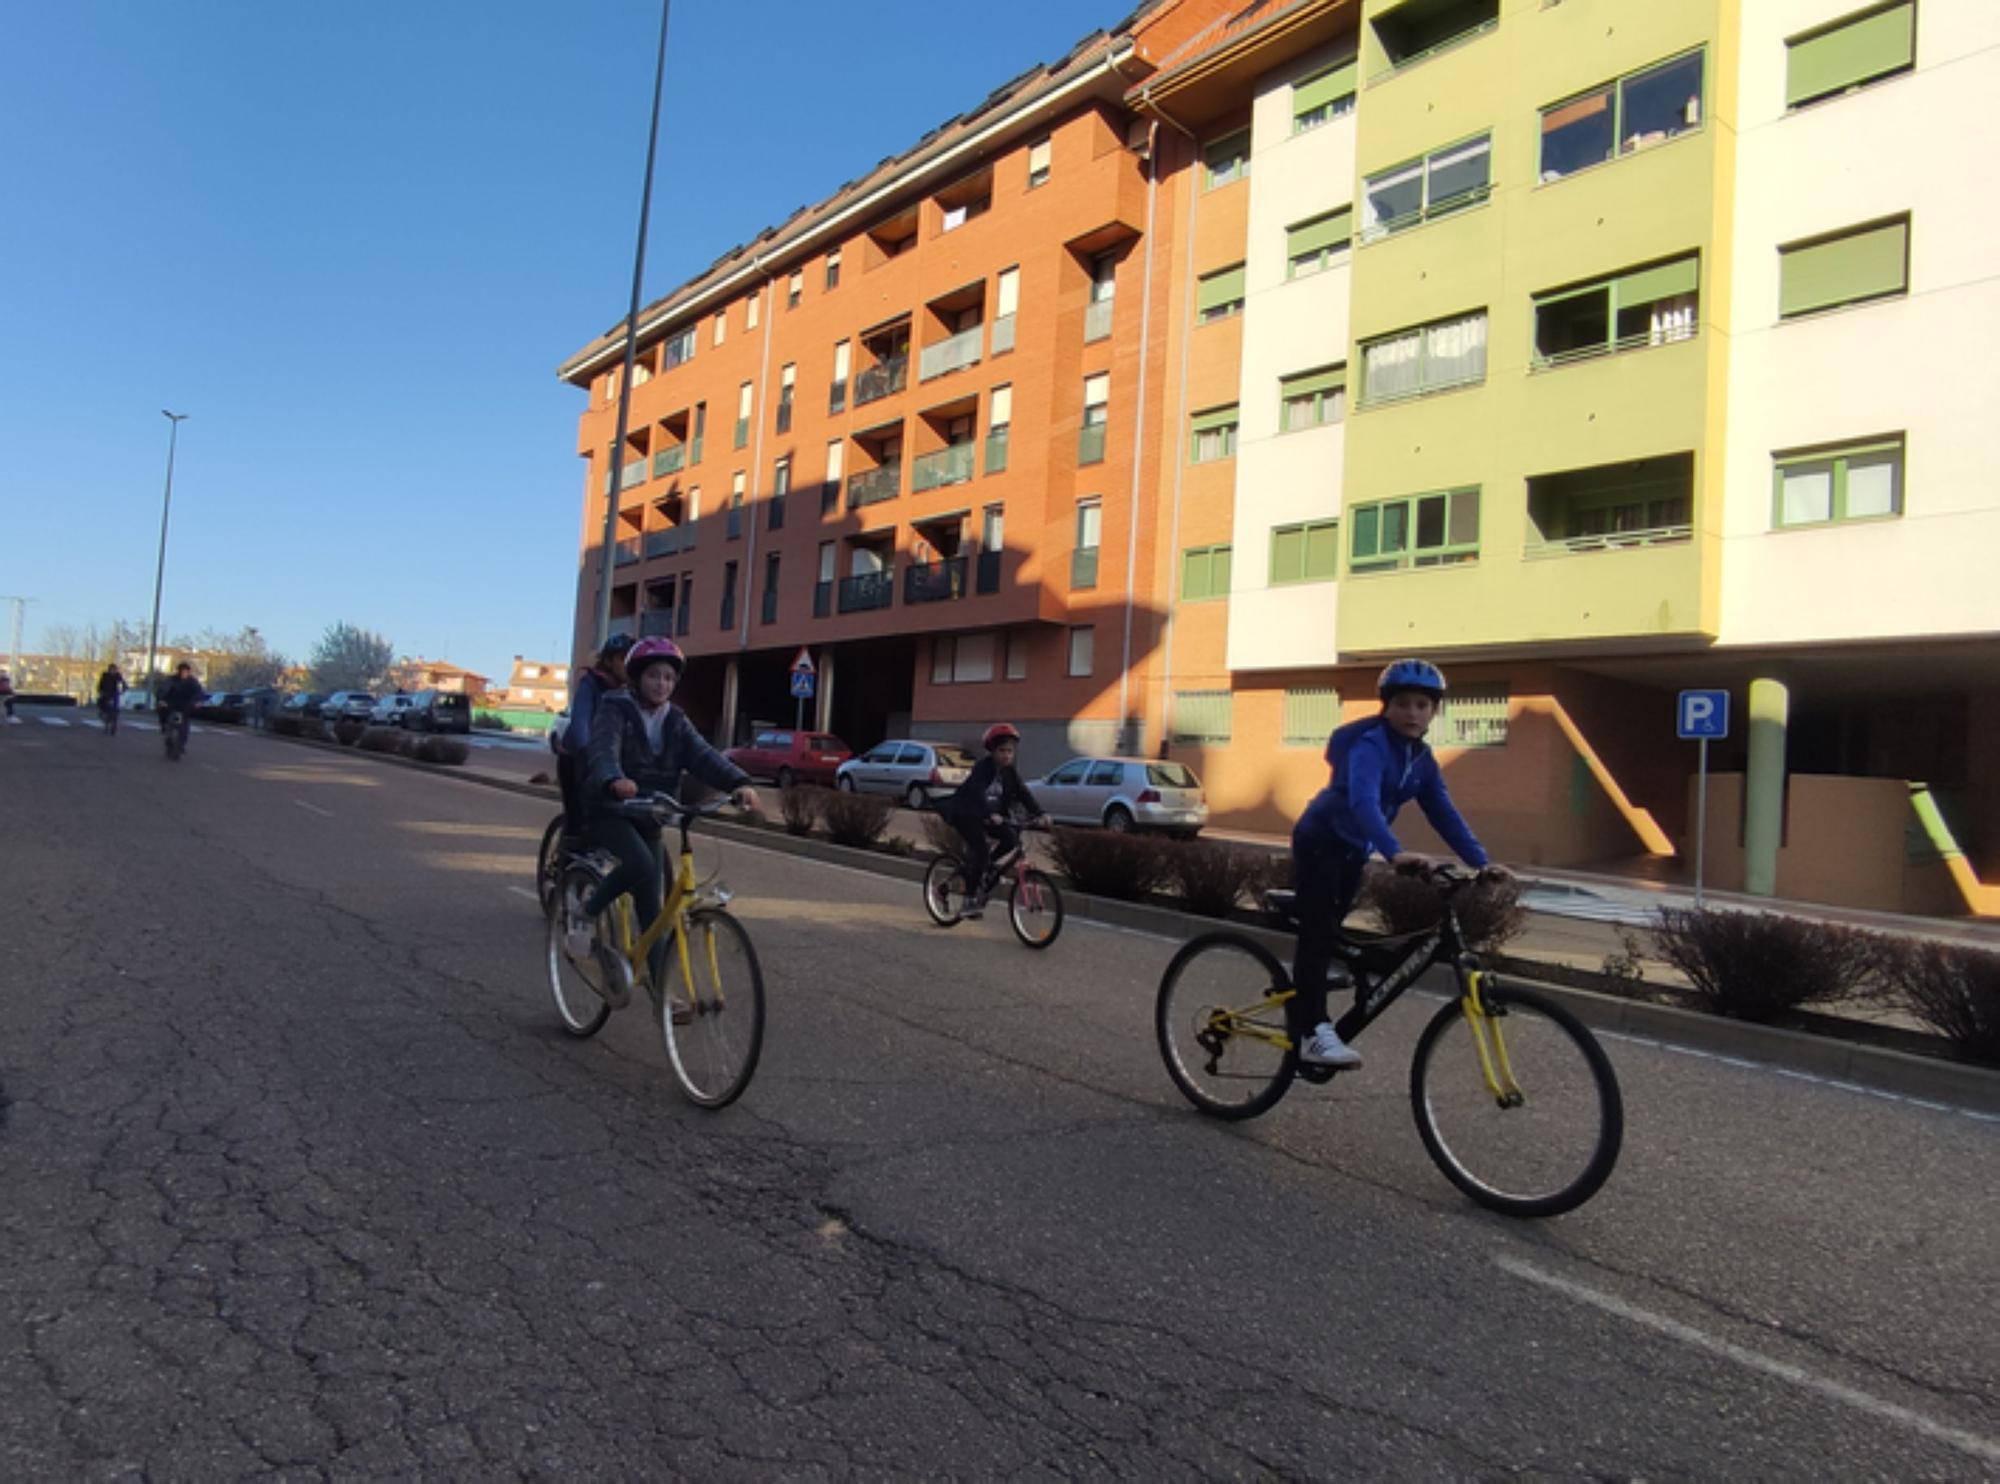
[835,739,977,810]
[1036,757,1209,837]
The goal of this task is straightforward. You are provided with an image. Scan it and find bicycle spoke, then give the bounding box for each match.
[661,909,765,1108]
[1157,935,1297,1119]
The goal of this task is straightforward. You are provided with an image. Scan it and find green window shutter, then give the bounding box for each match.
[1780,219,1908,317]
[1270,526,1305,584]
[1281,365,1347,400]
[1196,265,1247,314]
[1214,544,1232,594]
[1203,132,1249,185]
[1287,208,1353,261]
[1190,405,1239,435]
[1282,687,1340,746]
[1181,548,1210,601]
[1172,690,1233,743]
[1293,60,1357,118]
[1304,522,1340,579]
[1614,256,1700,306]
[1787,2,1915,107]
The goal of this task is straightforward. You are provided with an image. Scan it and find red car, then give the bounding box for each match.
[724,728,853,788]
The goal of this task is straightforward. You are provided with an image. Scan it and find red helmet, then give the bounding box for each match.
[625,637,685,680]
[981,722,1021,751]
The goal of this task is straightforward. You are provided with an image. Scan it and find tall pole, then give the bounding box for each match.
[591,0,673,651]
[145,411,188,696]
[1,595,27,686]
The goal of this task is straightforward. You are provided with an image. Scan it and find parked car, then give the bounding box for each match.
[322,690,378,725]
[724,729,853,788]
[1037,756,1209,837]
[404,689,472,734]
[193,691,246,724]
[280,691,326,718]
[835,739,976,810]
[370,694,418,727]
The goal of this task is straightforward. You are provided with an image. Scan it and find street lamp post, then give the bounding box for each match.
[144,411,188,699]
[591,0,673,652]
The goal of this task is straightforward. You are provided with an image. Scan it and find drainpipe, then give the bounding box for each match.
[740,259,774,654]
[1111,118,1165,756]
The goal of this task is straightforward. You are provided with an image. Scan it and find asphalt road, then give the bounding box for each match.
[3,709,1996,1479]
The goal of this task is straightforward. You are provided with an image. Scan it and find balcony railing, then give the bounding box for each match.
[1523,523,1692,559]
[813,581,832,618]
[991,314,1016,355]
[641,610,677,636]
[847,462,902,509]
[609,615,639,640]
[904,556,968,604]
[615,537,642,566]
[690,435,703,465]
[984,427,1009,475]
[1084,299,1114,342]
[829,380,847,415]
[622,459,647,490]
[911,442,975,493]
[976,549,1002,594]
[761,586,778,625]
[919,325,983,382]
[1078,422,1107,465]
[837,570,894,613]
[776,397,793,434]
[644,527,685,559]
[1071,547,1100,589]
[653,445,686,478]
[853,355,908,406]
[733,417,749,450]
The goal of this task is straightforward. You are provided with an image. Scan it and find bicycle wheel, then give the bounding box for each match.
[923,854,970,927]
[544,865,613,1038]
[659,908,765,1108]
[536,814,566,915]
[1156,933,1298,1120]
[1410,983,1623,1218]
[1007,868,1064,949]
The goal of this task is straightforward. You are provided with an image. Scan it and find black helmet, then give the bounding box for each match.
[598,632,638,659]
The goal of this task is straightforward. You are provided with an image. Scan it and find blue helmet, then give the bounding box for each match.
[1377,658,1446,700]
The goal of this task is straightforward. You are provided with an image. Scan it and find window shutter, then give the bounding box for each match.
[1287,208,1353,260]
[1615,256,1700,306]
[1172,690,1233,743]
[1281,365,1347,401]
[1293,60,1357,118]
[1190,405,1238,435]
[1271,527,1305,584]
[1181,549,1211,601]
[1780,219,1908,317]
[1304,522,1341,579]
[1197,264,1247,314]
[989,384,1012,426]
[1787,2,1915,107]
[1282,687,1340,746]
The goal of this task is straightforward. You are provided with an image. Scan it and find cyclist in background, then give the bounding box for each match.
[0,667,17,724]
[943,723,1049,919]
[157,662,204,754]
[1288,659,1507,1070]
[555,633,634,852]
[96,663,126,734]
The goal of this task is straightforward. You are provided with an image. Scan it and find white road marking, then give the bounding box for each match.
[292,799,334,818]
[39,716,70,728]
[1496,1256,2000,1466]
[507,886,542,903]
[201,764,221,774]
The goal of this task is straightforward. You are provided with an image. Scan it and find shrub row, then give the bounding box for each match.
[264,714,466,766]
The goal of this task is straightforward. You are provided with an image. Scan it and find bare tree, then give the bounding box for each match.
[308,622,394,693]
[200,626,289,691]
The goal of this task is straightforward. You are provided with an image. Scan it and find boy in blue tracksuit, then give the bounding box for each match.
[1289,659,1506,1069]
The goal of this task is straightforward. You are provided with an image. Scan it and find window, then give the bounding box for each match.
[985,383,1011,474]
[1203,130,1250,190]
[1293,59,1357,132]
[663,327,696,369]
[1779,217,1908,318]
[1436,684,1509,747]
[822,439,844,514]
[1080,373,1109,465]
[1533,255,1699,366]
[1270,520,1341,585]
[1539,50,1706,183]
[1197,264,1246,324]
[1190,405,1239,463]
[777,363,795,434]
[993,267,1020,354]
[770,455,790,530]
[1359,311,1487,405]
[1005,631,1028,680]
[1526,453,1693,550]
[1283,688,1340,747]
[677,575,693,636]
[1372,0,1498,72]
[745,294,759,331]
[728,472,745,538]
[720,560,738,629]
[1773,437,1903,527]
[1788,3,1913,109]
[825,248,842,290]
[787,270,802,310]
[1281,366,1347,431]
[692,403,706,464]
[1287,209,1352,279]
[1350,489,1479,572]
[735,382,752,448]
[1362,133,1490,239]
[1073,500,1101,590]
[1171,691,1233,744]
[1067,626,1094,678]
[762,552,780,623]
[933,632,997,685]
[1027,137,1052,188]
[1180,544,1232,602]
[712,311,725,347]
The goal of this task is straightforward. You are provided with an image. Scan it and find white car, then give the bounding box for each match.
[370,695,418,727]
[835,740,976,810]
[1036,757,1209,837]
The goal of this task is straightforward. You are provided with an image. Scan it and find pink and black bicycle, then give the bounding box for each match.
[922,821,1063,949]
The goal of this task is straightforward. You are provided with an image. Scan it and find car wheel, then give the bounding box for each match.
[1105,806,1134,833]
[837,774,856,792]
[905,783,927,811]
[776,767,795,789]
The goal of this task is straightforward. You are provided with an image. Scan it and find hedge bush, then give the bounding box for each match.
[297,717,330,743]
[268,715,301,737]
[1047,827,1169,902]
[1651,908,1879,1022]
[357,726,403,754]
[332,718,367,747]
[778,784,821,837]
[1162,839,1264,919]
[1364,869,1527,952]
[820,788,896,848]
[405,734,470,766]
[1874,939,2000,1065]
[920,813,964,857]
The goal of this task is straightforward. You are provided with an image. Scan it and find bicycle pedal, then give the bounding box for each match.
[593,944,634,1010]
[1295,1064,1340,1086]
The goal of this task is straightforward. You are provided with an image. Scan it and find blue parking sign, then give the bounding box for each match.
[1677,689,1729,740]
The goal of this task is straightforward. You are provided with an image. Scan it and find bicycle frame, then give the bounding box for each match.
[606,816,727,1001]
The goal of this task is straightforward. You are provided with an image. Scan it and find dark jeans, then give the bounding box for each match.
[583,814,668,984]
[556,752,584,836]
[952,816,1020,895]
[1288,826,1370,1040]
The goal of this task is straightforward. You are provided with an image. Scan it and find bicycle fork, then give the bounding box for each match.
[1461,970,1525,1108]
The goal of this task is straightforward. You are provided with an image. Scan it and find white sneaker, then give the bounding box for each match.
[1299,1023,1363,1069]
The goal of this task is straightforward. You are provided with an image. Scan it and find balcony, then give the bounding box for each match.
[641,610,677,636]
[905,556,968,604]
[609,615,639,640]
[847,462,902,510]
[644,527,686,559]
[615,537,642,567]
[984,427,1009,475]
[1078,422,1107,465]
[1523,524,1691,560]
[911,442,975,493]
[991,314,1016,355]
[919,326,982,382]
[1071,547,1100,589]
[1084,299,1114,343]
[976,549,1002,594]
[837,571,894,613]
[814,581,832,618]
[623,459,647,490]
[652,445,685,478]
[690,435,704,465]
[854,356,908,407]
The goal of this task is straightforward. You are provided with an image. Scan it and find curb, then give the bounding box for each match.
[262,727,2000,1115]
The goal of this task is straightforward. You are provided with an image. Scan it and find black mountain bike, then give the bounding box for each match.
[161,711,187,761]
[923,820,1063,949]
[1156,864,1623,1218]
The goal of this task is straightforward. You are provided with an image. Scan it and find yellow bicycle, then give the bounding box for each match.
[546,794,765,1107]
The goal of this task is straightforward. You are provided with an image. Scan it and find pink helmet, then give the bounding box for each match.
[981,722,1021,751]
[625,636,685,680]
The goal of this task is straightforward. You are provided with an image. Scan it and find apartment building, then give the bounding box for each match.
[564,0,1999,914]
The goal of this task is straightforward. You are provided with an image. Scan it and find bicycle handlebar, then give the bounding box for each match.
[614,792,734,827]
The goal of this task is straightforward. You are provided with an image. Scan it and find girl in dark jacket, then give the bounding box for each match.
[942,723,1048,918]
[581,638,758,980]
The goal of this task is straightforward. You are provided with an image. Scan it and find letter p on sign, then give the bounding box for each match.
[1678,689,1730,740]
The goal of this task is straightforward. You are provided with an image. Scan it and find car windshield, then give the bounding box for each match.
[935,746,976,768]
[1147,763,1199,788]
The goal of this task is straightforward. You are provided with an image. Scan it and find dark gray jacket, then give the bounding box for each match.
[584,692,749,819]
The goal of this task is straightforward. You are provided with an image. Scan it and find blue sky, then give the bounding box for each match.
[0,1,1119,684]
